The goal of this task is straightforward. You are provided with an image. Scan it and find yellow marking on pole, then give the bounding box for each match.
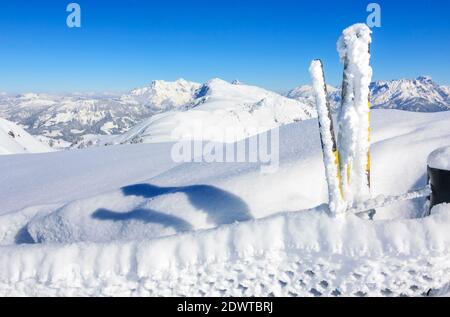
[367,101,371,187]
[347,162,351,184]
[333,150,344,199]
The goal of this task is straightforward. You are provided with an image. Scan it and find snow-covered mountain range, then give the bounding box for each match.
[105,78,314,145]
[0,78,314,148]
[0,76,449,150]
[370,76,450,111]
[286,76,450,112]
[0,79,201,147]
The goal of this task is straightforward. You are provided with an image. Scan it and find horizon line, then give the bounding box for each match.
[1,75,447,96]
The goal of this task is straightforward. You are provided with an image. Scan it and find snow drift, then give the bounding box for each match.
[1,108,450,296]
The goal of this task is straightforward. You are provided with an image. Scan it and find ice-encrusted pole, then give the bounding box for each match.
[337,23,373,205]
[309,59,345,214]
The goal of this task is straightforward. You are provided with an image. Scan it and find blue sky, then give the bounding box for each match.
[0,0,449,93]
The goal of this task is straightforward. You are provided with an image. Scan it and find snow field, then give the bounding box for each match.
[0,117,52,155]
[1,203,450,296]
[1,109,450,295]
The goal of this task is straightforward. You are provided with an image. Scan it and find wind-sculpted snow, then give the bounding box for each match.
[1,204,450,296]
[1,109,450,296]
[26,183,253,244]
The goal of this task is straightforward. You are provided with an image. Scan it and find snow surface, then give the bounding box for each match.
[2,203,450,296]
[428,146,450,171]
[0,117,53,155]
[1,109,450,295]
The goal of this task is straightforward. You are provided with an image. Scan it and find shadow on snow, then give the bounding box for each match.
[91,183,252,231]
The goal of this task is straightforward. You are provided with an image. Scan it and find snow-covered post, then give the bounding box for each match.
[336,23,373,206]
[309,60,345,214]
[427,146,450,211]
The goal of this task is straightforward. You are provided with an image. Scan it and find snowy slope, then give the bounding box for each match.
[110,78,314,144]
[286,76,450,112]
[0,117,52,155]
[1,109,450,296]
[2,109,450,226]
[8,109,450,245]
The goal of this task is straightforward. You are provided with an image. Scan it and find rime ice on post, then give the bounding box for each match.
[337,23,373,206]
[309,60,346,214]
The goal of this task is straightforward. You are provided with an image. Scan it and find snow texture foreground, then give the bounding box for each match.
[1,109,450,296]
[2,204,450,296]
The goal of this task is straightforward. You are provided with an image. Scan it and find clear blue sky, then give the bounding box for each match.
[0,0,449,93]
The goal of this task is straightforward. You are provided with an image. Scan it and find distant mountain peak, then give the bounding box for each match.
[205,77,230,86]
[123,79,201,110]
[286,76,450,113]
[149,78,191,88]
[416,75,433,83]
[369,76,449,111]
[130,78,199,96]
[113,77,314,145]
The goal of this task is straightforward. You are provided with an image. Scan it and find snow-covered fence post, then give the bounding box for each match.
[427,147,450,211]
